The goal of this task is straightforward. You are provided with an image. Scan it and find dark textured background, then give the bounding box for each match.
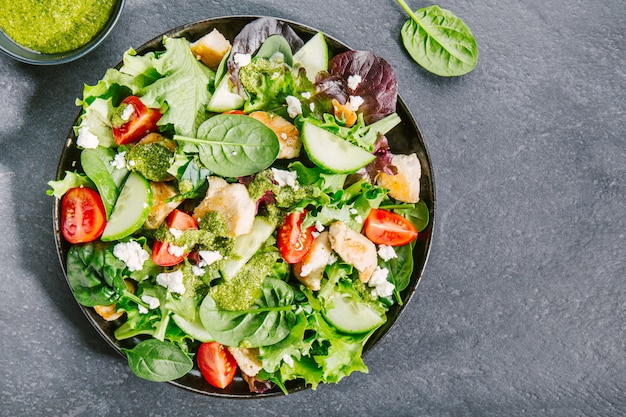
[1,0,624,416]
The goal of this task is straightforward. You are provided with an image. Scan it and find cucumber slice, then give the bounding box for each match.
[100,172,152,241]
[301,121,376,173]
[220,217,277,279]
[172,314,214,342]
[324,293,386,334]
[206,75,245,113]
[293,32,329,82]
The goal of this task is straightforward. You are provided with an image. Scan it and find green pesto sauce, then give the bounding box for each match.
[0,0,117,54]
[210,252,280,311]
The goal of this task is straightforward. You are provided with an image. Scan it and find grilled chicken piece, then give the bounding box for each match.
[192,176,256,237]
[376,153,421,203]
[328,221,377,283]
[227,347,263,377]
[249,111,301,159]
[144,182,181,229]
[293,231,332,291]
[190,28,232,70]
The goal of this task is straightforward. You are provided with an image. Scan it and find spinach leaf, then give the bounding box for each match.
[254,35,294,66]
[175,114,280,178]
[391,199,430,232]
[122,339,193,382]
[80,147,129,218]
[380,241,415,303]
[66,242,127,307]
[397,1,478,77]
[199,278,297,347]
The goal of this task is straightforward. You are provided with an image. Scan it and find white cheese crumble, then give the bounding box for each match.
[138,294,160,314]
[167,244,186,257]
[169,228,184,239]
[110,151,127,170]
[282,354,294,367]
[347,74,362,90]
[309,102,315,112]
[378,245,397,261]
[368,266,394,298]
[120,103,135,122]
[192,265,205,276]
[113,240,149,272]
[272,168,299,189]
[76,126,99,149]
[233,53,251,67]
[156,270,185,294]
[301,91,311,99]
[198,250,223,267]
[285,95,302,118]
[314,221,324,233]
[347,95,364,111]
[327,253,338,265]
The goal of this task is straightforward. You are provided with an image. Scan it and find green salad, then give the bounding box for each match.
[48,17,429,393]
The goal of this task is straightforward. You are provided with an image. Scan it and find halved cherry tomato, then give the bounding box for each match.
[277,211,315,264]
[222,110,246,115]
[197,342,238,389]
[112,96,162,145]
[363,208,418,246]
[61,187,107,244]
[152,209,198,266]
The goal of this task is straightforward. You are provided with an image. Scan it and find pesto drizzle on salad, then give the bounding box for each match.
[48,18,429,394]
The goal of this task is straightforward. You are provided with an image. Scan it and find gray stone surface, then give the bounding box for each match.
[1,0,624,416]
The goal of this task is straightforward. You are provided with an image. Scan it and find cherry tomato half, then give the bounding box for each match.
[152,209,198,267]
[363,208,418,246]
[112,96,162,145]
[197,342,238,389]
[61,187,107,244]
[277,211,315,264]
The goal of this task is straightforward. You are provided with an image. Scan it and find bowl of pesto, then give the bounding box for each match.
[0,0,125,65]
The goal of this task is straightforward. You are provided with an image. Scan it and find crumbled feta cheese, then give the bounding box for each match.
[138,305,149,314]
[378,245,397,261]
[169,228,184,239]
[347,95,364,111]
[198,250,222,267]
[110,151,127,170]
[282,354,294,367]
[349,208,358,215]
[76,126,99,149]
[120,103,135,122]
[167,244,186,257]
[233,53,251,67]
[271,168,298,189]
[113,240,149,272]
[368,266,394,298]
[156,270,185,294]
[315,221,324,233]
[141,294,160,310]
[192,265,205,276]
[311,231,320,239]
[327,253,338,265]
[309,102,315,112]
[347,74,362,90]
[300,263,314,277]
[285,95,302,118]
[301,91,311,99]
[354,215,363,224]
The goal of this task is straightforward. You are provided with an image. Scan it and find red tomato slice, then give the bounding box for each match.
[61,187,107,244]
[363,208,418,246]
[112,96,162,145]
[197,342,238,389]
[277,211,315,264]
[222,110,246,115]
[152,210,198,267]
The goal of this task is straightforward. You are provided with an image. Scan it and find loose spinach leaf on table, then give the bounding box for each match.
[122,339,193,382]
[174,114,280,178]
[397,0,478,77]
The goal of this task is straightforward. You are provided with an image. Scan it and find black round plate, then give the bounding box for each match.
[53,15,436,397]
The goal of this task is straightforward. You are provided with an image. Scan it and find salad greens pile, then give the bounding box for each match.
[49,17,429,394]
